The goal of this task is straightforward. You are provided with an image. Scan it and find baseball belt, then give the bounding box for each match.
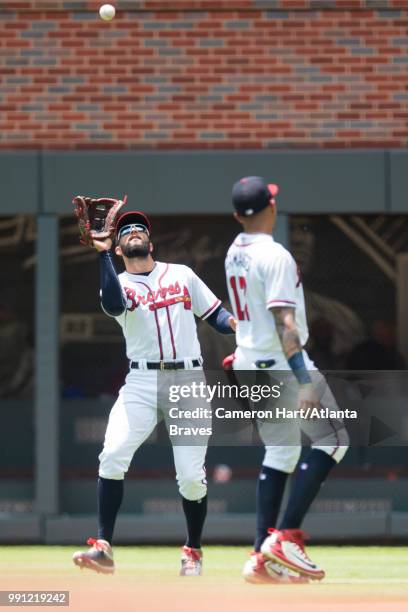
[130,359,202,371]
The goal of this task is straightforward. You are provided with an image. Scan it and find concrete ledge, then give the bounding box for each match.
[390,511,408,536]
[1,511,406,544]
[0,515,42,543]
[45,513,257,545]
[42,150,387,215]
[303,512,389,539]
[45,512,391,545]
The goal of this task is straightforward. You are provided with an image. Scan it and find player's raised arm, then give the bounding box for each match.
[72,195,128,317]
[94,237,127,317]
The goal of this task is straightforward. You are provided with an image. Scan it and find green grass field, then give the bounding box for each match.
[0,546,407,611]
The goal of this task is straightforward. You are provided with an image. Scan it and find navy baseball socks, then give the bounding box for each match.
[97,482,208,551]
[259,450,336,581]
[182,495,207,548]
[97,477,124,544]
[180,495,207,576]
[72,477,123,573]
[254,466,288,552]
[250,451,336,581]
[279,449,336,529]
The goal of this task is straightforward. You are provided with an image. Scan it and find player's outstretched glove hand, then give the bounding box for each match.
[73,195,127,247]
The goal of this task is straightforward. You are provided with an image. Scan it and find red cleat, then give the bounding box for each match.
[261,529,325,581]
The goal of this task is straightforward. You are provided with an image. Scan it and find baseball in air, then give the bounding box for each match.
[99,4,115,21]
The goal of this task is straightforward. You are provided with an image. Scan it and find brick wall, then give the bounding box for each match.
[0,1,407,149]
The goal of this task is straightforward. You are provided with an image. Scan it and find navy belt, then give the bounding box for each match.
[131,359,201,371]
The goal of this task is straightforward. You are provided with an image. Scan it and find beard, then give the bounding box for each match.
[121,239,151,259]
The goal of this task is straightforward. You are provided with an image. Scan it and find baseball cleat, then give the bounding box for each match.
[180,546,203,576]
[72,538,115,574]
[243,551,309,585]
[261,529,325,581]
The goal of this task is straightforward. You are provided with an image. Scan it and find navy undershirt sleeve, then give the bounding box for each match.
[99,251,126,316]
[206,305,235,334]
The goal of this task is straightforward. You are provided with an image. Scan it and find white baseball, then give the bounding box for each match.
[99,4,115,21]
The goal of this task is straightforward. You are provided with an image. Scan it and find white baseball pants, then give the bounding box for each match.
[233,348,349,473]
[98,367,208,501]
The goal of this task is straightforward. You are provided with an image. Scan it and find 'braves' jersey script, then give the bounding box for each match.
[225,233,309,357]
[108,262,221,361]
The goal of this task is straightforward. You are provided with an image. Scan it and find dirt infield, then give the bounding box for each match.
[1,546,407,611]
[2,576,407,612]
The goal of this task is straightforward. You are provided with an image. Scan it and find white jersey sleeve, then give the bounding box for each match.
[187,267,221,320]
[263,251,298,310]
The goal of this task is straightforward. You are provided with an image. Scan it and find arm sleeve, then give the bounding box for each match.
[206,305,235,334]
[99,251,127,317]
[264,251,298,309]
[187,267,221,319]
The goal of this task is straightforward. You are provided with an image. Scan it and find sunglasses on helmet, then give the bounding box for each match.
[118,223,150,240]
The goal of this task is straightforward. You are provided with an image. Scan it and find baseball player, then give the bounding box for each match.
[73,210,235,576]
[224,177,349,583]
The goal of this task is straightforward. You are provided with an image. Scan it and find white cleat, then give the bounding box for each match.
[243,551,309,584]
[73,538,115,575]
[261,529,325,581]
[180,546,203,576]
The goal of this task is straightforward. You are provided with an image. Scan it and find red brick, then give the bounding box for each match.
[199,113,225,120]
[350,103,372,110]
[365,112,390,119]
[336,131,362,138]
[61,113,89,121]
[48,104,71,111]
[294,103,320,111]
[172,132,196,139]
[157,104,181,111]
[350,66,374,73]
[337,113,362,119]
[310,57,334,64]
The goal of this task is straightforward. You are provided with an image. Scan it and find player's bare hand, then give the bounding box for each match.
[93,237,113,252]
[298,383,320,419]
[228,316,237,332]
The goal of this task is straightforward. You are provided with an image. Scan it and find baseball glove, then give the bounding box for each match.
[72,195,127,247]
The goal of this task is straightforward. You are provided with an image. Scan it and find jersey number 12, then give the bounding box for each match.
[229,275,250,321]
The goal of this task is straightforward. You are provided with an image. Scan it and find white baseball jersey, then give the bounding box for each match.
[108,261,221,362]
[225,233,309,359]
